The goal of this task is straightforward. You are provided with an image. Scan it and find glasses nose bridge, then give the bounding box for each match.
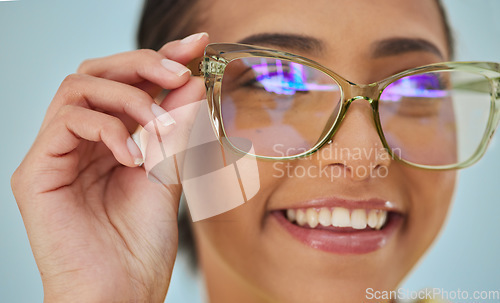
[327,82,384,144]
[343,83,380,104]
[320,82,383,141]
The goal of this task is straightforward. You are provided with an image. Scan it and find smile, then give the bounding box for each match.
[271,199,404,254]
[285,207,388,230]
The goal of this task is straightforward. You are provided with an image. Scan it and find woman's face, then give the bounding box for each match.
[191,0,457,302]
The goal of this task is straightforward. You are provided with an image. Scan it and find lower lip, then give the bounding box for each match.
[271,210,403,254]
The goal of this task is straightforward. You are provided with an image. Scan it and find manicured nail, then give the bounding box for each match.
[180,32,208,44]
[127,137,144,166]
[151,103,176,127]
[161,58,191,77]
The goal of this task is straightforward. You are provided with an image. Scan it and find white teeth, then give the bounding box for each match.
[332,207,350,227]
[285,207,389,230]
[376,210,387,230]
[296,209,307,226]
[367,210,379,229]
[295,209,307,226]
[318,208,332,227]
[351,209,367,229]
[306,208,319,228]
[286,209,296,222]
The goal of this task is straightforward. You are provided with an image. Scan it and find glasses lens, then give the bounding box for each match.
[379,70,492,166]
[220,57,342,157]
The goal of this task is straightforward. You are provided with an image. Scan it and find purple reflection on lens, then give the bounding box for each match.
[382,74,449,102]
[248,60,338,95]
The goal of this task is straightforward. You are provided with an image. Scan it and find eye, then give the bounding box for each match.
[380,73,450,117]
[239,61,312,95]
[384,73,448,98]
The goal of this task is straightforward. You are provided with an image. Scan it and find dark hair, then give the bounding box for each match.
[136,0,455,271]
[137,0,202,51]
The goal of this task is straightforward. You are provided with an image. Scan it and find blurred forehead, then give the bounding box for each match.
[198,0,448,59]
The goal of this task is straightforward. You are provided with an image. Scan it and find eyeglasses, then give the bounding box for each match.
[188,43,500,170]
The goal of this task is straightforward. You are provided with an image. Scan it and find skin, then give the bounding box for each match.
[10,0,456,302]
[192,0,456,302]
[11,39,210,302]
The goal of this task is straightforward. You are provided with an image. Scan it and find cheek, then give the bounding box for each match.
[400,166,457,256]
[191,159,282,264]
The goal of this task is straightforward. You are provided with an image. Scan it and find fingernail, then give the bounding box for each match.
[180,32,208,44]
[161,58,191,77]
[127,137,144,166]
[151,103,176,127]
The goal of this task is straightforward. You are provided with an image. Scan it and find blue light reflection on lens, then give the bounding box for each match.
[244,59,339,95]
[382,74,449,102]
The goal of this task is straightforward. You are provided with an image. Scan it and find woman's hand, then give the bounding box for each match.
[11,33,209,303]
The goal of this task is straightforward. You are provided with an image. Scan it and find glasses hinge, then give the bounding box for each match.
[201,58,225,76]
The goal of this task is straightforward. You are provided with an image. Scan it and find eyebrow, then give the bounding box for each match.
[371,38,444,59]
[237,33,325,55]
[236,33,444,60]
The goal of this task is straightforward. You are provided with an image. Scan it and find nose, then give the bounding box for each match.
[313,99,391,181]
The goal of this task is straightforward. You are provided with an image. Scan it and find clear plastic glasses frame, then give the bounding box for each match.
[188,43,500,170]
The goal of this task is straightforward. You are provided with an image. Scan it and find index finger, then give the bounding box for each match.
[158,32,210,64]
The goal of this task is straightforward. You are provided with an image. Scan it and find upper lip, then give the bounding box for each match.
[272,196,406,214]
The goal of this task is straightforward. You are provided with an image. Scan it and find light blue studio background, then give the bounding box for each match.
[1,1,499,302]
